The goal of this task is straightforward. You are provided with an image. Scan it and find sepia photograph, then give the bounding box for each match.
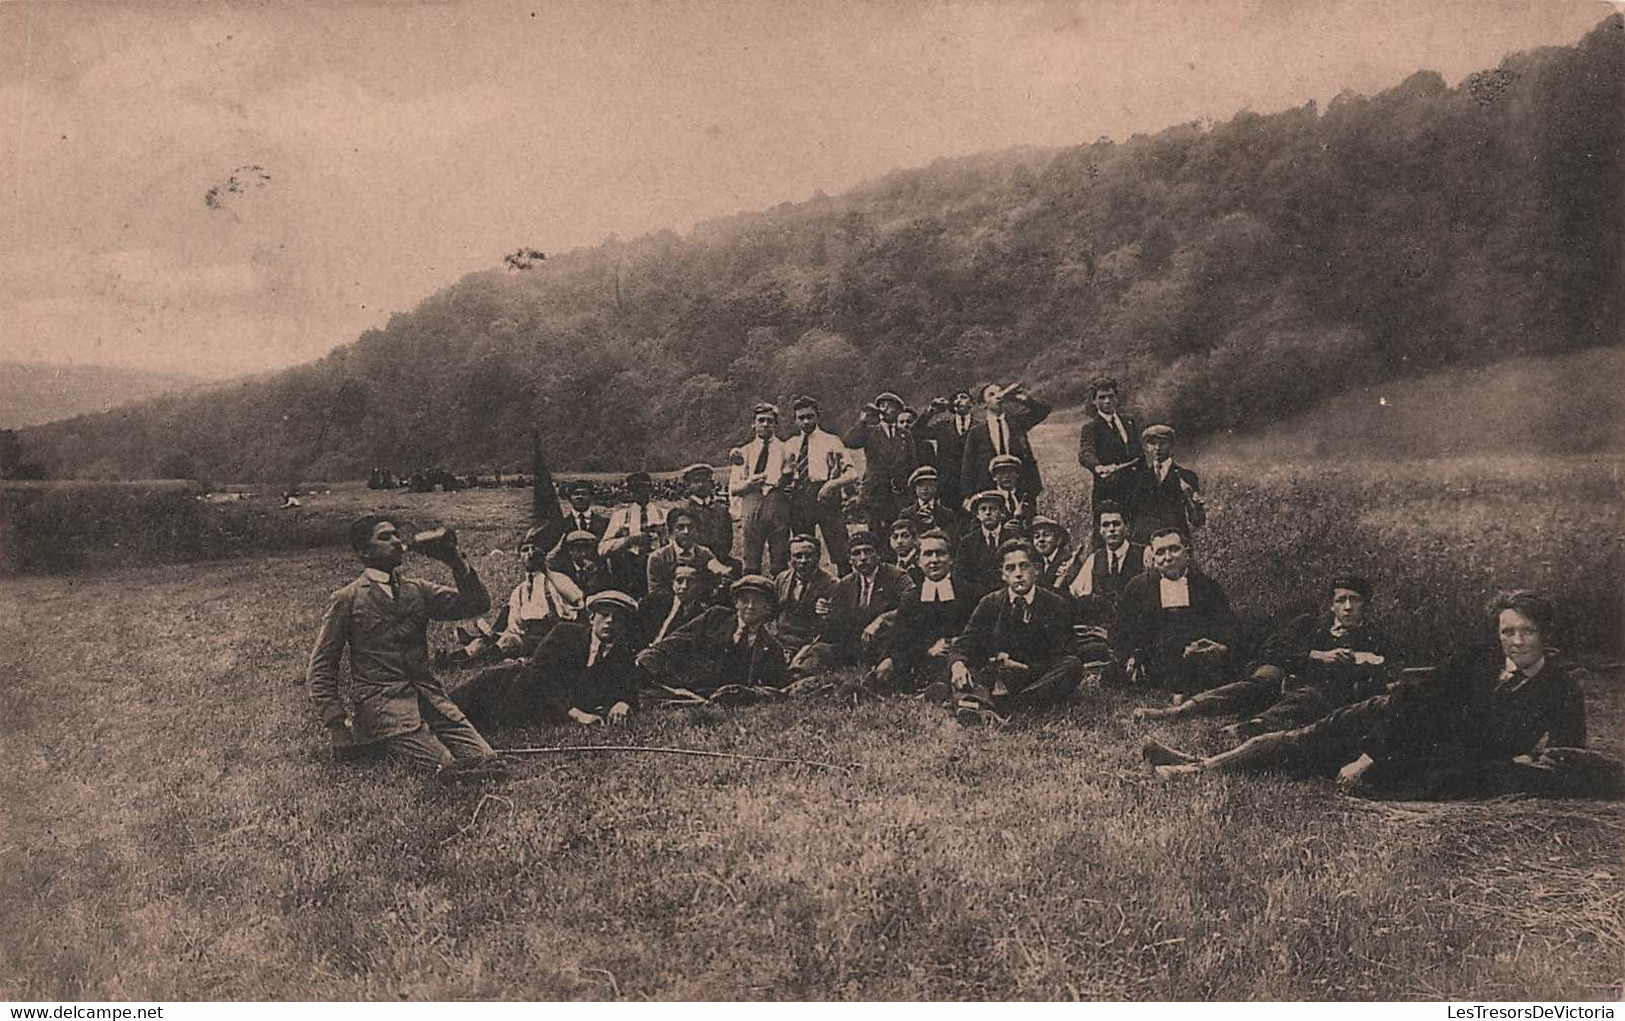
[1,0,1621,1005]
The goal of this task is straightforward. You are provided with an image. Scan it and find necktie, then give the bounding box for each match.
[1495,667,1523,694]
[387,573,401,603]
[861,574,872,609]
[794,436,811,482]
[655,600,682,643]
[753,441,770,474]
[1005,493,1017,517]
[995,417,1007,455]
[884,422,894,440]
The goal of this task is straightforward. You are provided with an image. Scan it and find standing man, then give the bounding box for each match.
[783,395,860,576]
[948,538,1085,718]
[918,388,976,513]
[1112,528,1238,694]
[599,471,667,598]
[899,465,959,538]
[562,480,611,540]
[678,463,737,573]
[1076,376,1141,519]
[306,516,500,773]
[1121,425,1206,545]
[844,391,920,559]
[959,382,1051,510]
[730,402,790,577]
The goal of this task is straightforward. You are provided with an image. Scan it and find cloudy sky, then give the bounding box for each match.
[0,0,1610,379]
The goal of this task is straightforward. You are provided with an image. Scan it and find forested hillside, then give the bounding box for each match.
[21,15,1620,482]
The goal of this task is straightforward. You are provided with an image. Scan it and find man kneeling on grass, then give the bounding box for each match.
[306,516,502,774]
[453,591,644,728]
[1143,591,1624,800]
[1133,575,1405,739]
[945,537,1084,721]
[635,574,791,702]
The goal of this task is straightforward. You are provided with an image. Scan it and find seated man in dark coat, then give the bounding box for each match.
[1112,528,1239,695]
[453,590,644,728]
[1145,591,1622,800]
[561,479,611,539]
[947,537,1084,718]
[637,564,710,647]
[795,530,917,673]
[889,516,924,583]
[1134,575,1405,736]
[645,504,729,599]
[1028,516,1072,591]
[899,464,959,540]
[677,462,739,573]
[548,529,615,596]
[635,575,790,697]
[773,533,841,672]
[957,490,1021,600]
[872,529,975,693]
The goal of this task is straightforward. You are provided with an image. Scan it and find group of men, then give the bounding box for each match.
[304,377,1618,799]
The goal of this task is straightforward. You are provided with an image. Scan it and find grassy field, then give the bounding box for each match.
[2,452,1622,1001]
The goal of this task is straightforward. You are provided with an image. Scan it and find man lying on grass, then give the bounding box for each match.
[1133,575,1405,740]
[635,574,791,702]
[453,590,644,728]
[306,515,503,774]
[1143,590,1624,800]
[945,537,1083,722]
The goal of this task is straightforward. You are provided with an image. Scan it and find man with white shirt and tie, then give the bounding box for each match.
[919,388,977,512]
[889,516,923,582]
[1065,502,1146,607]
[783,395,860,576]
[1121,424,1206,545]
[959,382,1051,511]
[801,530,917,673]
[844,391,921,559]
[307,515,501,772]
[947,537,1084,718]
[599,471,667,598]
[872,529,974,693]
[454,590,644,728]
[730,402,791,577]
[1111,528,1238,694]
[773,533,841,670]
[562,480,610,540]
[1076,377,1142,519]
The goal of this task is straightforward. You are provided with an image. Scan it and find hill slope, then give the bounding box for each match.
[0,362,203,429]
[16,15,1622,482]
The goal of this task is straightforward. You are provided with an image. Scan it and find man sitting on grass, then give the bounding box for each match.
[635,575,791,700]
[957,490,1020,599]
[946,537,1084,720]
[774,533,841,673]
[454,590,644,728]
[890,516,923,582]
[306,516,502,774]
[872,529,974,694]
[646,505,730,599]
[549,529,615,596]
[1111,528,1239,695]
[796,530,918,675]
[637,564,709,647]
[1143,591,1623,800]
[1133,575,1405,738]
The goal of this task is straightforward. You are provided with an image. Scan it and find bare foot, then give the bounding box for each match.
[1141,738,1199,767]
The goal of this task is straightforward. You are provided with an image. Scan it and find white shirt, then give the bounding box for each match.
[567,509,599,535]
[786,428,853,483]
[858,570,876,608]
[987,413,1009,455]
[587,632,604,667]
[1158,574,1191,609]
[955,413,972,437]
[1498,656,1546,692]
[729,436,788,496]
[921,577,956,602]
[363,567,396,587]
[501,571,584,647]
[599,502,667,557]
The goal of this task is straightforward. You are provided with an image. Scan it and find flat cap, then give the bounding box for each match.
[731,574,777,601]
[1030,515,1066,534]
[988,453,1023,474]
[847,530,879,551]
[873,391,904,407]
[967,489,1009,509]
[1141,423,1176,441]
[585,590,638,615]
[907,465,939,486]
[563,529,598,545]
[680,463,714,478]
[624,470,653,485]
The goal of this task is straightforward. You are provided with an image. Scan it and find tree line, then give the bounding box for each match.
[20,15,1621,483]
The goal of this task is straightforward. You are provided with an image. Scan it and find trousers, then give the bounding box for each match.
[739,491,789,576]
[789,488,851,574]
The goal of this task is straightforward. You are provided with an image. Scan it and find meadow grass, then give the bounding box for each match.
[2,457,1621,1000]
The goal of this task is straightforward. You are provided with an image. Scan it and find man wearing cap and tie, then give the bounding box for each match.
[986,453,1032,530]
[900,464,958,538]
[844,391,921,560]
[958,489,1021,599]
[454,590,645,728]
[773,533,841,668]
[678,463,737,572]
[548,529,615,596]
[730,402,791,577]
[307,515,500,772]
[492,526,586,656]
[562,480,611,540]
[1076,377,1142,520]
[1121,424,1205,545]
[918,388,976,512]
[800,530,917,673]
[784,395,860,576]
[959,382,1051,511]
[600,471,667,598]
[948,537,1084,719]
[636,575,791,696]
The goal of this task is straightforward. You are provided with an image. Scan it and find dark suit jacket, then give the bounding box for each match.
[900,498,959,539]
[772,567,841,651]
[954,521,1022,599]
[950,586,1077,671]
[527,622,643,716]
[1121,460,1206,543]
[635,605,790,693]
[918,408,978,503]
[827,563,918,646]
[959,397,1052,503]
[1077,412,1141,473]
[891,582,975,672]
[683,497,736,567]
[561,508,611,540]
[1111,567,1238,666]
[645,541,723,597]
[546,550,615,595]
[843,419,921,507]
[636,589,708,647]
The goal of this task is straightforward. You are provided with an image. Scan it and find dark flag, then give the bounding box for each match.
[531,428,565,551]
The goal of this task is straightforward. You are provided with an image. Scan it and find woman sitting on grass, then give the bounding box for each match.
[1143,590,1623,800]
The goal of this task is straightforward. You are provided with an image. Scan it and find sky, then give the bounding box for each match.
[0,0,1614,379]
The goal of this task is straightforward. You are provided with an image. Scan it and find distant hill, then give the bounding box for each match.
[1190,346,1625,462]
[0,363,203,429]
[16,14,1621,482]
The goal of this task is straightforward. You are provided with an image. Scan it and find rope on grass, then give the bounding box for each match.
[497,743,852,772]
